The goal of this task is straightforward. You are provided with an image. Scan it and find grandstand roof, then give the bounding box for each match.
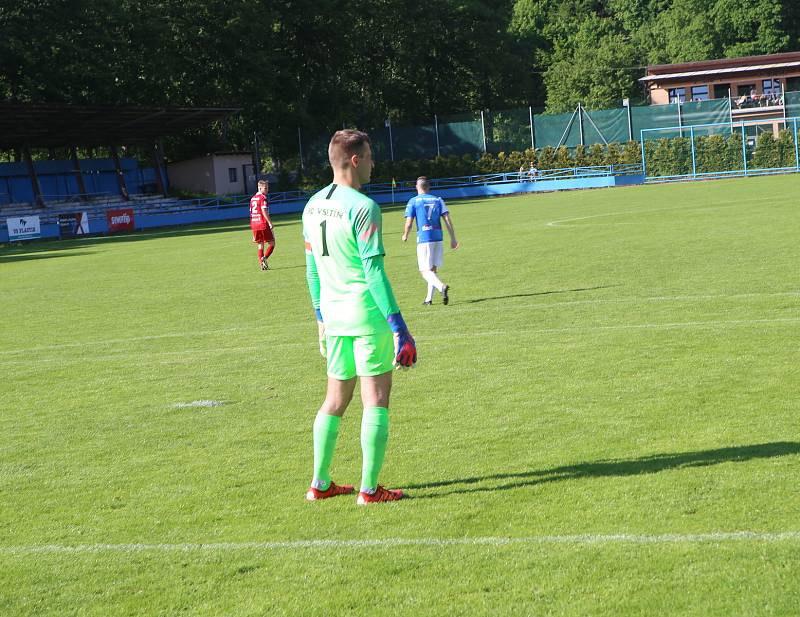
[0,104,241,149]
[640,51,800,83]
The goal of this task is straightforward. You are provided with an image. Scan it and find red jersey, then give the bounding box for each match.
[250,193,269,230]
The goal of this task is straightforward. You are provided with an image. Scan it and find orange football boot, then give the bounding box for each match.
[305,481,355,501]
[356,485,405,505]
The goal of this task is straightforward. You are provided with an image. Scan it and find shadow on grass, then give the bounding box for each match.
[261,264,305,271]
[406,442,800,499]
[0,250,95,263]
[0,216,302,259]
[467,284,619,304]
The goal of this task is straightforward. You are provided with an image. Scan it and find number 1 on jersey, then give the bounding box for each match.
[320,220,329,256]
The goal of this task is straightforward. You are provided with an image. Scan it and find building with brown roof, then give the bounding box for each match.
[639,52,800,120]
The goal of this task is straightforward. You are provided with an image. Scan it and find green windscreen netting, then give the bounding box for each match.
[633,99,732,141]
[632,104,681,140]
[390,123,438,160]
[533,108,630,148]
[583,108,630,145]
[680,99,730,135]
[368,127,393,163]
[486,108,533,153]
[784,90,800,119]
[303,131,334,168]
[436,112,484,156]
[299,98,788,168]
[533,110,581,148]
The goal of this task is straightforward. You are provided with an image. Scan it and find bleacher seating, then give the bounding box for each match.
[0,194,187,228]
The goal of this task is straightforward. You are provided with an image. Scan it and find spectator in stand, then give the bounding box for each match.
[528,162,538,181]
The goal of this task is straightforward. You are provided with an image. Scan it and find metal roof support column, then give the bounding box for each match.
[625,100,633,141]
[252,132,262,181]
[741,124,748,175]
[386,119,394,162]
[23,146,45,207]
[557,106,579,148]
[529,106,535,150]
[728,90,733,128]
[70,146,88,200]
[297,127,305,171]
[640,134,647,178]
[110,145,130,200]
[151,142,166,195]
[435,115,441,157]
[480,110,488,153]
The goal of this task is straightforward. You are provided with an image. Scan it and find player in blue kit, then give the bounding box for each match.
[402,176,459,305]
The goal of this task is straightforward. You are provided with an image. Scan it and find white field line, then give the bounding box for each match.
[0,325,246,355]
[484,316,800,337]
[1,290,798,359]
[2,531,800,555]
[544,198,775,228]
[457,290,800,313]
[0,321,308,357]
[171,400,228,409]
[0,343,309,367]
[1,315,798,368]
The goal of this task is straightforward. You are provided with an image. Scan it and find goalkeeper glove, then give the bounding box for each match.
[386,313,417,368]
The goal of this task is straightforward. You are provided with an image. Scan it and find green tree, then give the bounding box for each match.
[752,131,778,169]
[542,16,639,112]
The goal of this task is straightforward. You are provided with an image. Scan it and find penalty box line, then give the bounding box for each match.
[1,316,798,368]
[1,290,798,358]
[3,531,800,555]
[544,195,779,228]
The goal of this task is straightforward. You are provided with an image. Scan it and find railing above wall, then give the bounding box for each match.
[364,164,644,195]
[1,163,648,242]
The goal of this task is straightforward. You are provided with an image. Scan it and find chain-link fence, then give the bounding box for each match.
[641,116,800,179]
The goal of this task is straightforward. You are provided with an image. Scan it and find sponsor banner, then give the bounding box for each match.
[7,215,41,241]
[106,208,135,233]
[58,212,90,238]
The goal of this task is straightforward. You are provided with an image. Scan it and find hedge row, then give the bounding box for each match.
[300,141,643,188]
[297,130,800,188]
[643,130,800,177]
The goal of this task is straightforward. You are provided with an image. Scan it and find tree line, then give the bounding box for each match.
[1,0,798,162]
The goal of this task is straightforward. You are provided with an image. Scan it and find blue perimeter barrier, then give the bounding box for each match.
[0,165,643,242]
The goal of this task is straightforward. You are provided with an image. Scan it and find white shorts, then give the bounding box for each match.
[417,241,443,271]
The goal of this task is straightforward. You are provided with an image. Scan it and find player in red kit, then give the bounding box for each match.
[250,179,275,270]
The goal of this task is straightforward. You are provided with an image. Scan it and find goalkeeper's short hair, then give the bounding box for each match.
[329,130,371,169]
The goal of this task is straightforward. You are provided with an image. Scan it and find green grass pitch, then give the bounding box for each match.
[1,174,799,616]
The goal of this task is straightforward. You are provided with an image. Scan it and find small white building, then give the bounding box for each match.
[167,152,255,196]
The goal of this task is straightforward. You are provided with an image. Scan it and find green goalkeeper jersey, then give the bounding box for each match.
[303,183,391,336]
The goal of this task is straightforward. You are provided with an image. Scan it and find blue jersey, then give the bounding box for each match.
[404,194,449,244]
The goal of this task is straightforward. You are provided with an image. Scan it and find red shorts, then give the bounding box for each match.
[252,227,274,243]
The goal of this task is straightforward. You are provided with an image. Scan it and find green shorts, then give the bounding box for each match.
[326,330,394,380]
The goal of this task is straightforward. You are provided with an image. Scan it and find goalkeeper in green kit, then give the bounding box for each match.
[302,129,416,505]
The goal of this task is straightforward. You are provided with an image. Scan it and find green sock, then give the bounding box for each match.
[360,406,389,492]
[312,412,341,490]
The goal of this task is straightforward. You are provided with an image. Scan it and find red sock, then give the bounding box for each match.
[264,244,275,259]
[258,248,264,261]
